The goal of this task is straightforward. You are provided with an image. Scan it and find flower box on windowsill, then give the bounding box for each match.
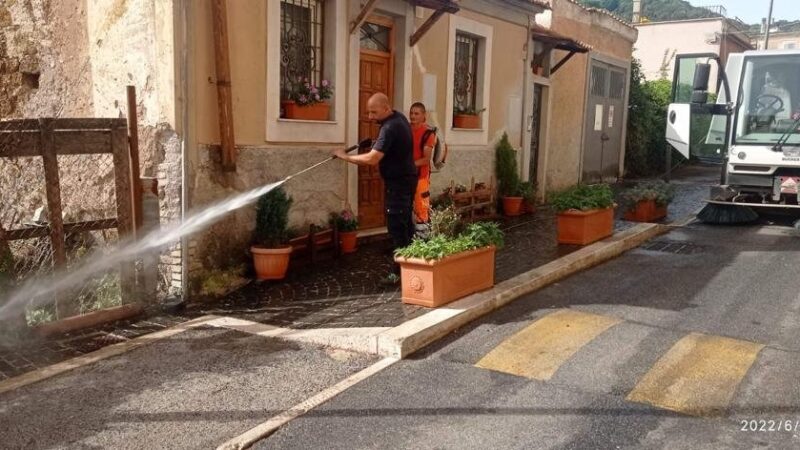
[453,114,481,129]
[282,101,331,121]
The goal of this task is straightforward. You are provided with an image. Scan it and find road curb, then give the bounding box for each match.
[376,223,667,359]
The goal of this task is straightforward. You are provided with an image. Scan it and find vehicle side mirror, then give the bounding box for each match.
[691,63,711,104]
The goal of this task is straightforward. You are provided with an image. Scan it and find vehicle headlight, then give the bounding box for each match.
[737,152,746,160]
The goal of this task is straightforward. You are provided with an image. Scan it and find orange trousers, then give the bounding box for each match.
[413,177,430,223]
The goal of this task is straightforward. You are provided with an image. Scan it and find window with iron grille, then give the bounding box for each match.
[454,32,479,114]
[280,0,324,101]
[590,66,608,97]
[609,71,625,99]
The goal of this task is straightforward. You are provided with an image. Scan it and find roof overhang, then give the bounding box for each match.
[530,24,591,75]
[530,24,592,53]
[411,0,460,14]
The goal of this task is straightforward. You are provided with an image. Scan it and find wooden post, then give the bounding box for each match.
[126,86,143,236]
[111,125,137,304]
[211,0,237,171]
[39,118,71,318]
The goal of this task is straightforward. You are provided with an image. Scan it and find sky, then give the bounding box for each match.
[690,0,799,24]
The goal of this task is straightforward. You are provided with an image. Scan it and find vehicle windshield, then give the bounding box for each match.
[735,54,800,145]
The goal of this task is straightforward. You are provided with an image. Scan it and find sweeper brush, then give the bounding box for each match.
[696,202,759,225]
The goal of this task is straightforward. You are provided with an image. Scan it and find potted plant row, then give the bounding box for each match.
[550,183,616,245]
[251,187,293,280]
[281,78,333,121]
[394,206,504,308]
[621,181,675,223]
[453,106,486,129]
[330,208,359,254]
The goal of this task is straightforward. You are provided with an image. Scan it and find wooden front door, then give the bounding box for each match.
[358,17,394,229]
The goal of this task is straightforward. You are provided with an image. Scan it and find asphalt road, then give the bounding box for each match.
[0,327,378,449]
[262,218,800,449]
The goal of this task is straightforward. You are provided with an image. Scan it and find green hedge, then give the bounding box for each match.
[625,59,675,177]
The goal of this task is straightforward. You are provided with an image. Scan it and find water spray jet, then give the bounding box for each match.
[0,139,372,322]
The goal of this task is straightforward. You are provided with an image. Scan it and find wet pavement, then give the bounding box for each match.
[0,164,717,382]
[192,209,574,330]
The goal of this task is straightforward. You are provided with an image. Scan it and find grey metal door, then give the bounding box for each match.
[582,60,627,182]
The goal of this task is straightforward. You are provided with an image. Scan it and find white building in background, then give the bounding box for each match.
[632,16,753,93]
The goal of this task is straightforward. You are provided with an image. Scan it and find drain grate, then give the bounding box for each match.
[640,240,708,255]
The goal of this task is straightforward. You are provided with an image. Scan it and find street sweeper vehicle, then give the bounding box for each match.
[666,49,800,224]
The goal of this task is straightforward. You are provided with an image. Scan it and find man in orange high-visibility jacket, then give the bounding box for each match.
[409,102,435,226]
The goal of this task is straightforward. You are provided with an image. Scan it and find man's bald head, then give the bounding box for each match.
[367,93,392,122]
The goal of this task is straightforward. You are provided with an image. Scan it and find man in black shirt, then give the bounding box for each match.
[333,93,417,284]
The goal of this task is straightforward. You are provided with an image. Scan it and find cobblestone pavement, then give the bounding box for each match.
[0,164,717,382]
[190,210,573,330]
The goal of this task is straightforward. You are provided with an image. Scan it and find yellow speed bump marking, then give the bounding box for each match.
[627,332,764,416]
[475,309,622,380]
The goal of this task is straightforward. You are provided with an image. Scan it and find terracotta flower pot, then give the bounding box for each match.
[339,231,358,254]
[251,246,292,280]
[557,206,615,245]
[282,101,330,121]
[395,246,496,308]
[502,196,524,217]
[623,199,667,223]
[523,200,537,214]
[453,114,481,129]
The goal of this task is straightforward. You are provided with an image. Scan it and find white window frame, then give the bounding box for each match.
[266,0,346,143]
[445,15,493,146]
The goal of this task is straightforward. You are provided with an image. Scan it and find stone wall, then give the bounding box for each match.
[428,143,498,200]
[0,0,93,118]
[1,0,184,298]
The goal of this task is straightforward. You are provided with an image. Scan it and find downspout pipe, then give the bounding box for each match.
[180,0,190,304]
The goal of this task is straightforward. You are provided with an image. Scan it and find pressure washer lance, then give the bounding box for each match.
[280,138,373,185]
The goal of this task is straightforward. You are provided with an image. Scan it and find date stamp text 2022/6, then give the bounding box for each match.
[739,419,800,433]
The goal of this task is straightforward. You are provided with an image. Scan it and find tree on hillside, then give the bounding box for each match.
[579,0,719,22]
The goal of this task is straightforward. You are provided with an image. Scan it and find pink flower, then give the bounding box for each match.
[299,95,308,103]
[321,80,329,87]
[310,87,318,94]
[314,93,320,101]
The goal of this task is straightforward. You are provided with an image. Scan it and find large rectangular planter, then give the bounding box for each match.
[557,207,614,245]
[395,246,496,308]
[623,199,667,223]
